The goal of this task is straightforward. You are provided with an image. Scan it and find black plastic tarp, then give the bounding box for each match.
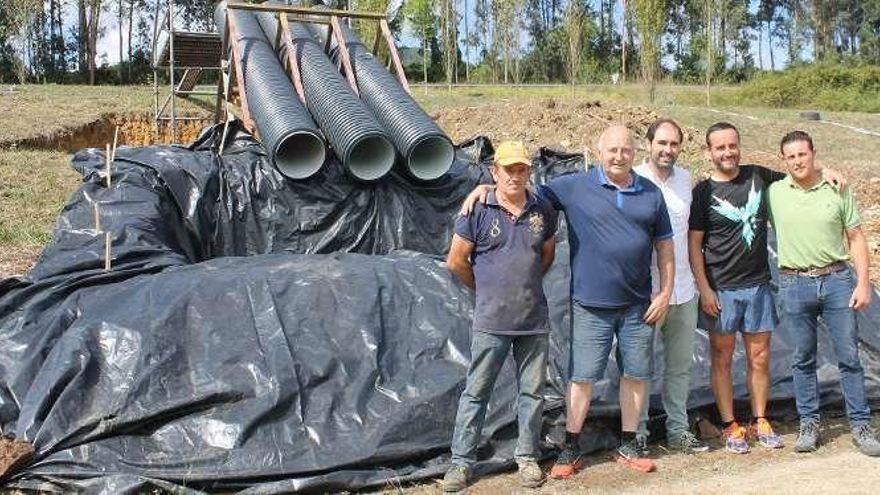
[1,124,879,493]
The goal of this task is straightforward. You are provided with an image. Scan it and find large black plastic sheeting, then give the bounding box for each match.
[1,126,879,493]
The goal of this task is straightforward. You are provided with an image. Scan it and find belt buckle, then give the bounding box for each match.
[805,268,821,277]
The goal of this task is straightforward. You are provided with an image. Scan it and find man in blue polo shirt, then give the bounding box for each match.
[443,141,557,492]
[545,125,674,476]
[460,125,674,477]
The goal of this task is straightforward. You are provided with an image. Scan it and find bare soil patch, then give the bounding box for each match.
[433,98,880,286]
[389,414,879,495]
[0,437,34,482]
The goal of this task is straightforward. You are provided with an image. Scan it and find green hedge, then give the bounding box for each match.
[735,64,880,112]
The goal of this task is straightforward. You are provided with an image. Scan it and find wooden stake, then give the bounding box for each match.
[94,203,101,233]
[329,16,359,95]
[111,125,120,161]
[104,232,112,271]
[105,143,112,188]
[279,13,307,103]
[379,19,409,95]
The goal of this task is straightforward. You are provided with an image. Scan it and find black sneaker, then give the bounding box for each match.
[794,419,820,453]
[616,437,655,472]
[442,464,469,492]
[668,431,710,454]
[549,445,584,479]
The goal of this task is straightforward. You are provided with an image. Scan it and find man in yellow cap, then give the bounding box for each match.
[443,140,558,491]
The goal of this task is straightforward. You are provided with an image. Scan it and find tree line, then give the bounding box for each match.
[2,0,879,91]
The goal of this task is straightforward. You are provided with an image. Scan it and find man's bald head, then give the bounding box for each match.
[596,124,635,183]
[597,124,634,150]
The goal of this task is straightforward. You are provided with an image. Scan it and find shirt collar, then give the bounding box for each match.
[638,159,676,182]
[595,165,643,192]
[784,174,828,191]
[487,189,538,210]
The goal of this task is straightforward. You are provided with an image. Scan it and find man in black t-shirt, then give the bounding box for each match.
[688,122,788,455]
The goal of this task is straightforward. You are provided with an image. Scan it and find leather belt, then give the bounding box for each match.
[779,261,847,278]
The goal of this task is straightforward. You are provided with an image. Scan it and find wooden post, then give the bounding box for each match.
[227,10,257,135]
[94,203,101,233]
[105,144,112,188]
[111,125,120,161]
[329,16,359,95]
[104,232,112,271]
[279,13,307,103]
[379,19,409,94]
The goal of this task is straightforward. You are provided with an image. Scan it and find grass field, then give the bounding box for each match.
[1,83,879,278]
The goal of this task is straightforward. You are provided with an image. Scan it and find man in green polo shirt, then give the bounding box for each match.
[769,130,880,456]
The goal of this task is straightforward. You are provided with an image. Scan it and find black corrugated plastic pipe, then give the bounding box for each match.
[254,10,395,181]
[313,10,454,181]
[215,1,325,180]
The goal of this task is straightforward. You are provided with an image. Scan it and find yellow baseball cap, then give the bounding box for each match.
[494,140,531,167]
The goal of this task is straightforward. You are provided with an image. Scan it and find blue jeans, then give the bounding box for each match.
[450,331,549,466]
[779,267,871,426]
[570,303,654,382]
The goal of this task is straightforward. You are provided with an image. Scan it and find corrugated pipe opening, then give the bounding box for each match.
[274,130,326,180]
[345,134,396,181]
[407,135,455,181]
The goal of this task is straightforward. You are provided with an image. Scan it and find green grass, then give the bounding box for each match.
[735,64,880,112]
[0,84,213,144]
[0,82,878,277]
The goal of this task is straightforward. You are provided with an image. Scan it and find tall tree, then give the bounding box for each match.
[631,0,666,101]
[439,0,459,88]
[493,0,521,84]
[403,0,436,87]
[85,0,102,85]
[473,0,495,81]
[564,1,584,88]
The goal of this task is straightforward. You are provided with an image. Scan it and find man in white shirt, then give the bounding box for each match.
[633,119,709,453]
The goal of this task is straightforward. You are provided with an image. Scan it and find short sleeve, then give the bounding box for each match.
[841,187,861,229]
[756,165,786,184]
[654,193,673,240]
[689,181,709,231]
[454,210,477,243]
[537,178,565,211]
[543,205,559,241]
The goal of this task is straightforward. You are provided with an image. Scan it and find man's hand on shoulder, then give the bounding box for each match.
[821,167,847,191]
[459,184,495,216]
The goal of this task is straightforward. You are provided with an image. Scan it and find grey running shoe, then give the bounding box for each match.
[852,424,880,457]
[669,431,710,453]
[794,419,820,453]
[442,464,469,492]
[517,459,545,488]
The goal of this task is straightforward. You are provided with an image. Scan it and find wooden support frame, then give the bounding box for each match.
[226,10,257,137]
[227,2,385,20]
[328,16,359,95]
[218,3,413,144]
[378,19,409,95]
[278,13,306,104]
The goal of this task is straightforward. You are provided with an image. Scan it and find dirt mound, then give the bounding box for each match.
[433,98,703,163]
[4,115,211,152]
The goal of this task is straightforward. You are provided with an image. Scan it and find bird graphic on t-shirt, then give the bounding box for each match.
[711,179,762,249]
